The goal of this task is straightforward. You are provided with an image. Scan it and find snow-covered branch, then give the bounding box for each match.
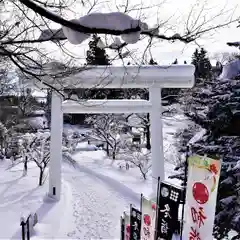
[6,0,238,48]
[85,114,126,159]
[15,0,192,45]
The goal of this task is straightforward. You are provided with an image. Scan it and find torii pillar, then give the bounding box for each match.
[48,91,63,201]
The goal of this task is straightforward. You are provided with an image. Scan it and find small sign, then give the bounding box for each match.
[155,182,182,240]
[130,205,142,240]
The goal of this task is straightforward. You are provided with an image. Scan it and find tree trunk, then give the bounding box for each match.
[23,156,28,176]
[139,166,147,180]
[146,113,151,150]
[106,142,109,156]
[39,168,44,186]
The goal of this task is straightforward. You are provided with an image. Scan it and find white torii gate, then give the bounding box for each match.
[46,65,195,200]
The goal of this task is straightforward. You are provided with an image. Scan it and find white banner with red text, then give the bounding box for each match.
[182,155,221,240]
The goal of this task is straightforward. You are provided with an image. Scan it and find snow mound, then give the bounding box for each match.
[62,12,148,45]
[62,19,90,45]
[219,59,240,80]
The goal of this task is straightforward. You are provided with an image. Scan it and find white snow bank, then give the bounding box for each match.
[62,12,148,45]
[219,59,240,80]
[0,160,72,239]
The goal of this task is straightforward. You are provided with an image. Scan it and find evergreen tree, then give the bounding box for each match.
[191,48,212,80]
[191,48,199,68]
[85,35,123,100]
[86,35,110,65]
[171,73,240,239]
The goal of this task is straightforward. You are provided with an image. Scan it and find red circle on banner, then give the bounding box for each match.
[192,182,209,204]
[152,203,156,210]
[144,214,151,226]
[126,224,130,233]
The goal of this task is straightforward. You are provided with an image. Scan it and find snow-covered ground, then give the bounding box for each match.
[0,112,190,239]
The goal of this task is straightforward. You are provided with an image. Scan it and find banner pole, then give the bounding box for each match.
[180,145,190,240]
[154,176,161,240]
[140,193,143,212]
[129,204,133,240]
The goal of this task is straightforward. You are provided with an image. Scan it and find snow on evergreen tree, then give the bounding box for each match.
[171,54,240,238]
[191,47,212,80]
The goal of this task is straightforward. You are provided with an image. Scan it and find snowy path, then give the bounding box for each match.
[63,163,140,239]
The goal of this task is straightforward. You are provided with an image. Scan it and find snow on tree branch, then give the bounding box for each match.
[14,0,238,46]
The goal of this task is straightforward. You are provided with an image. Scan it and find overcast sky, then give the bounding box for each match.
[150,0,240,64]
[39,0,240,65]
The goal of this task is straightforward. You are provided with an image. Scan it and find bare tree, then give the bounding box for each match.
[0,0,238,93]
[85,114,125,159]
[212,52,240,64]
[18,133,38,175]
[32,145,50,186]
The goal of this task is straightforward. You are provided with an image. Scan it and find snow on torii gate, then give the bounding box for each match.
[47,65,195,200]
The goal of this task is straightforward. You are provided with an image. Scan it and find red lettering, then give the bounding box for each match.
[189,227,201,240]
[191,207,207,228]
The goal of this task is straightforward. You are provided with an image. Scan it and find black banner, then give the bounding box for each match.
[120,216,125,240]
[155,181,182,240]
[130,205,142,240]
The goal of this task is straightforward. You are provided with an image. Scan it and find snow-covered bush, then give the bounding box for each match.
[31,133,50,186]
[117,149,151,179]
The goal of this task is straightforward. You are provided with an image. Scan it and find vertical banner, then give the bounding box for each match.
[124,212,131,240]
[155,181,182,240]
[121,216,125,240]
[140,196,157,240]
[182,155,221,240]
[130,205,142,240]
